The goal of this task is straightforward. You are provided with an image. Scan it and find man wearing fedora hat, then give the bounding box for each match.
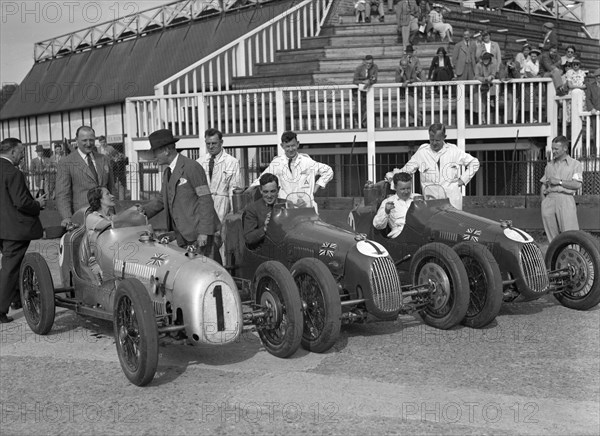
[475,30,502,68]
[0,137,47,323]
[56,126,114,227]
[142,129,221,263]
[542,22,558,51]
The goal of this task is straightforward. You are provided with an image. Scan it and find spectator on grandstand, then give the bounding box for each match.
[560,45,577,73]
[353,55,379,124]
[452,29,477,80]
[475,30,501,68]
[474,52,498,123]
[540,44,566,95]
[429,3,453,43]
[395,57,423,125]
[585,68,600,144]
[428,47,453,81]
[514,43,531,70]
[498,52,522,123]
[400,45,424,80]
[541,22,558,51]
[355,0,367,23]
[416,0,433,41]
[522,48,541,78]
[563,59,587,123]
[395,0,419,47]
[365,0,385,23]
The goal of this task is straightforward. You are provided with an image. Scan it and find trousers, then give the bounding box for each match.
[541,193,579,242]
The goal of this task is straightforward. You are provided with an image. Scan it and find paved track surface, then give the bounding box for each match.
[1,238,599,435]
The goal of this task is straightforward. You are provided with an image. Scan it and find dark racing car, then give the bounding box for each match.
[224,190,471,354]
[350,181,600,328]
[19,208,303,386]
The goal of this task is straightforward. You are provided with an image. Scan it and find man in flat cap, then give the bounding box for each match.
[142,129,221,263]
[542,22,558,51]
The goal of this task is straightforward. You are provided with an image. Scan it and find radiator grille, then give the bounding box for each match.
[519,243,549,293]
[369,257,402,312]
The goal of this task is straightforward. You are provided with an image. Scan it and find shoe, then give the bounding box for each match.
[379,16,384,22]
[365,16,370,23]
[0,313,14,323]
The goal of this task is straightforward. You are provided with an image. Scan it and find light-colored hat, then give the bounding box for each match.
[530,48,541,56]
[543,22,554,29]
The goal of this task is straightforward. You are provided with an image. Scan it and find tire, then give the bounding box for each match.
[409,243,469,329]
[19,253,55,335]
[546,230,600,310]
[454,242,503,328]
[291,258,342,353]
[254,261,303,358]
[113,279,159,386]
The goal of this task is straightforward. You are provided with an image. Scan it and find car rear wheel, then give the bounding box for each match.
[254,261,303,358]
[20,253,55,335]
[113,279,159,386]
[410,243,469,329]
[453,242,503,328]
[291,258,341,353]
[546,230,600,310]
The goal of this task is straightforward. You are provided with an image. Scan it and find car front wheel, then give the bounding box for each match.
[546,230,600,310]
[291,258,341,353]
[410,243,469,329]
[454,241,503,328]
[20,253,55,335]
[254,261,303,358]
[113,279,159,386]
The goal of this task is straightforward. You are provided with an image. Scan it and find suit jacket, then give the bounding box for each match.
[585,82,600,111]
[144,154,218,241]
[0,158,43,241]
[476,41,502,68]
[452,40,477,77]
[242,198,285,246]
[542,30,558,51]
[55,150,114,220]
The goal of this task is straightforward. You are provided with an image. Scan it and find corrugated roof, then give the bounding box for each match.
[1,0,296,120]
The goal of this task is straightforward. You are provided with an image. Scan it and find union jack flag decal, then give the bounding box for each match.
[147,253,168,266]
[319,242,337,257]
[463,228,482,242]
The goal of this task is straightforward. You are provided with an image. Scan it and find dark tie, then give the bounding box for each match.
[86,154,98,184]
[209,155,215,179]
[288,158,293,171]
[164,167,171,183]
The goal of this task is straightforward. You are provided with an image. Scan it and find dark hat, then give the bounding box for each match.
[591,68,600,77]
[35,144,44,152]
[405,45,414,53]
[543,22,554,29]
[149,129,179,151]
[481,52,494,59]
[481,30,490,37]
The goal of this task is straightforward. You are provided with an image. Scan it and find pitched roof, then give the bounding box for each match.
[1,0,295,120]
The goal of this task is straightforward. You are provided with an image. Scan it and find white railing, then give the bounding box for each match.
[154,0,335,95]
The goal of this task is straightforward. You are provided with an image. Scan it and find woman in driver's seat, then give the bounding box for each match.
[83,187,116,283]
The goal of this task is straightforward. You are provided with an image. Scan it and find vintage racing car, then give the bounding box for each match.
[223,190,471,354]
[350,181,600,328]
[19,208,303,386]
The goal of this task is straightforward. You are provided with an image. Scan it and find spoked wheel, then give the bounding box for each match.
[291,258,341,353]
[410,243,469,329]
[113,279,158,386]
[254,261,303,358]
[19,253,55,335]
[546,230,600,310]
[454,242,503,328]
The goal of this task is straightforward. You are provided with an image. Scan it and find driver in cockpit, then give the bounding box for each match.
[243,173,285,248]
[373,172,414,238]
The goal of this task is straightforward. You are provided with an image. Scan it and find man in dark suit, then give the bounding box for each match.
[56,126,114,227]
[142,129,221,263]
[542,22,558,51]
[243,173,285,249]
[0,138,47,323]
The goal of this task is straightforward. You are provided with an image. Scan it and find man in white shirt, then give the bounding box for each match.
[373,172,414,238]
[386,123,480,210]
[251,131,333,210]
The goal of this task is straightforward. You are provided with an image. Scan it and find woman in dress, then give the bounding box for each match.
[560,45,577,74]
[563,59,587,122]
[428,47,454,81]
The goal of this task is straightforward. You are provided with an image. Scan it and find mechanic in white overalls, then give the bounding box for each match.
[198,128,241,258]
[251,131,334,212]
[386,123,480,210]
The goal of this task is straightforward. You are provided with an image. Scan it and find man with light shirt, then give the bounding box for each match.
[373,172,414,238]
